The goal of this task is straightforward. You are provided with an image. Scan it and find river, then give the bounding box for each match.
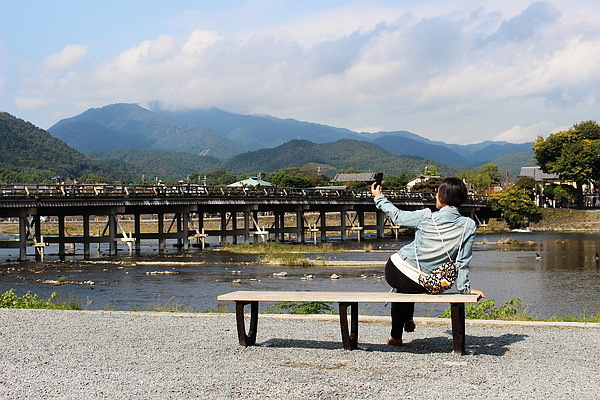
[1,231,599,319]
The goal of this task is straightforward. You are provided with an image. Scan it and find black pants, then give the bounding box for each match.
[385,258,427,339]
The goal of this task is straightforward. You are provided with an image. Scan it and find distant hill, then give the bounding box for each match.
[48,104,244,159]
[443,141,533,166]
[369,134,470,166]
[46,103,536,178]
[89,148,221,181]
[218,139,462,177]
[152,105,363,151]
[490,151,536,180]
[0,112,120,183]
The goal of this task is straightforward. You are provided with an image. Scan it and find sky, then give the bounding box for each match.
[1,0,599,144]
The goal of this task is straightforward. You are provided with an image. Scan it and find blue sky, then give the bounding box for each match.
[1,0,599,144]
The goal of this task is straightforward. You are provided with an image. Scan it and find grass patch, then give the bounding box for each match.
[263,253,314,266]
[266,301,335,314]
[0,289,81,310]
[438,297,600,322]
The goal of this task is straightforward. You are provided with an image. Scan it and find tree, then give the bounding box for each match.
[460,165,500,195]
[382,173,410,190]
[205,170,238,186]
[515,176,537,200]
[269,169,312,187]
[424,165,440,176]
[487,186,542,229]
[533,120,600,208]
[411,177,442,192]
[543,184,578,207]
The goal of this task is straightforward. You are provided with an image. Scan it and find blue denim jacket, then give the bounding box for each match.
[374,194,476,294]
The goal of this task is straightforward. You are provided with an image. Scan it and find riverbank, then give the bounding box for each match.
[479,208,600,232]
[1,308,598,399]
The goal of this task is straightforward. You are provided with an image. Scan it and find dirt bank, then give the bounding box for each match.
[482,208,600,232]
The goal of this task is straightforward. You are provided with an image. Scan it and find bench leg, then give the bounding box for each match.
[450,302,466,355]
[338,302,359,350]
[235,300,259,346]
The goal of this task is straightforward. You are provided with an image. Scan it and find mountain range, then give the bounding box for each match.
[0,104,536,183]
[47,103,534,173]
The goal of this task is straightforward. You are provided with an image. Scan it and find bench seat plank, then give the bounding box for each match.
[218,290,479,303]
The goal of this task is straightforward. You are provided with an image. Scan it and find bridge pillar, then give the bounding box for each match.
[32,215,42,262]
[273,212,283,243]
[109,214,117,256]
[58,215,66,259]
[18,216,28,261]
[182,212,190,250]
[244,211,251,243]
[340,209,347,241]
[134,213,141,253]
[220,212,228,244]
[358,211,365,241]
[296,211,305,243]
[376,210,385,239]
[320,211,327,243]
[158,213,166,252]
[83,214,90,257]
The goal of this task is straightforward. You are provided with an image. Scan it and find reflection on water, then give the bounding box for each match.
[0,231,599,318]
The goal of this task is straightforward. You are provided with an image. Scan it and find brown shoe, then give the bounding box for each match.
[387,337,403,347]
[404,320,416,333]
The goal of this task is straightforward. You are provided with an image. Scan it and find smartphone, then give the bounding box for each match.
[374,172,383,187]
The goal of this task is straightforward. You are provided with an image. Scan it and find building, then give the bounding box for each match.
[518,167,559,184]
[406,175,441,189]
[227,177,273,187]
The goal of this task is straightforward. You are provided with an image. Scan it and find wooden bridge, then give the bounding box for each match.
[0,183,495,260]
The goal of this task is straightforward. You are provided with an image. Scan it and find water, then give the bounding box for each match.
[1,232,599,318]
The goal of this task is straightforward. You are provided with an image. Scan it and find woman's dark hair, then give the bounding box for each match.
[437,177,468,207]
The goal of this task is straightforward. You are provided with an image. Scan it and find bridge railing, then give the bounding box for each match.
[0,184,487,203]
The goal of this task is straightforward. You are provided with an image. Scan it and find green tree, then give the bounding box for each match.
[533,120,600,208]
[424,165,440,176]
[543,184,578,207]
[270,169,312,187]
[205,170,238,186]
[382,173,410,190]
[487,185,543,229]
[410,177,442,192]
[515,176,537,200]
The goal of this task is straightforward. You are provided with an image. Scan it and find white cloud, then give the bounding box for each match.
[492,121,556,143]
[9,1,600,143]
[182,30,222,55]
[42,44,88,70]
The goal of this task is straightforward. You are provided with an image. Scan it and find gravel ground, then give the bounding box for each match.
[1,309,599,400]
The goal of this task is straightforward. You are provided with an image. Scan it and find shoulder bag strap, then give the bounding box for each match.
[431,215,468,263]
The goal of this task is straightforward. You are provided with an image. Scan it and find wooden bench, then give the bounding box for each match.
[217,291,480,355]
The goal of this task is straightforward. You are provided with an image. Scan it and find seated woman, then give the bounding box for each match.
[371,177,486,346]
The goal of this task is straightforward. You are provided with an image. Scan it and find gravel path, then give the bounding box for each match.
[1,309,599,399]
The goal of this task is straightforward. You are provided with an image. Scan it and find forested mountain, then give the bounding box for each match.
[218,139,461,176]
[49,103,534,169]
[153,105,363,151]
[48,104,243,159]
[0,112,122,183]
[1,109,531,183]
[88,148,220,181]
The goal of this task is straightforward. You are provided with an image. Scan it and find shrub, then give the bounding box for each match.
[0,289,81,310]
[438,298,524,320]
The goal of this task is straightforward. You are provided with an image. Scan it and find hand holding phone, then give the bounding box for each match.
[374,172,383,187]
